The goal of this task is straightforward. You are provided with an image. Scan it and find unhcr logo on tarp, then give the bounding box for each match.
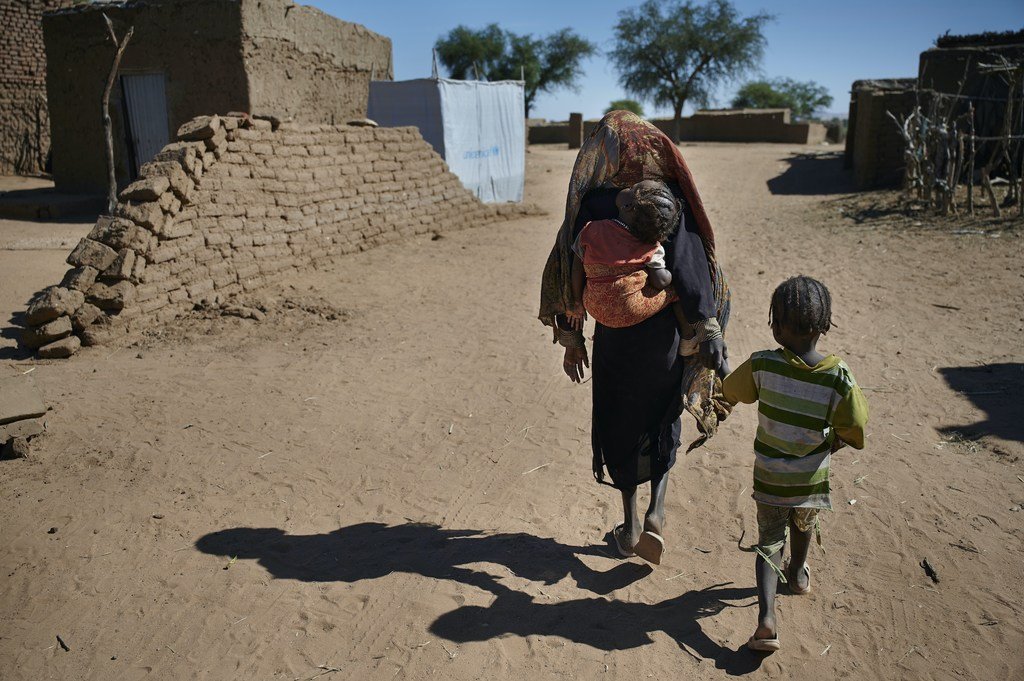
[463,146,501,160]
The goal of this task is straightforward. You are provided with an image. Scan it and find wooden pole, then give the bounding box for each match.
[967,104,975,215]
[102,14,133,214]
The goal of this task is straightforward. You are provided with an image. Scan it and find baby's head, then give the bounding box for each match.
[769,276,833,347]
[615,180,681,244]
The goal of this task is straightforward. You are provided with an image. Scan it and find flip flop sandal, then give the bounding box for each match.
[788,564,811,595]
[747,635,781,652]
[634,530,665,565]
[612,524,636,558]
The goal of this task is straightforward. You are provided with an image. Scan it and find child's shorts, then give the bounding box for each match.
[756,502,819,556]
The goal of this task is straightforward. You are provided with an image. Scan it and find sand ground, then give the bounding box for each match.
[1,144,1022,680]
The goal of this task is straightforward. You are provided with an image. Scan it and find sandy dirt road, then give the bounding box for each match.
[1,144,1022,680]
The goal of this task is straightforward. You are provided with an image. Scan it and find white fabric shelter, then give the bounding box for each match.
[368,78,525,203]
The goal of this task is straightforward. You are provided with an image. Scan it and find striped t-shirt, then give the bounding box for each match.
[722,348,868,510]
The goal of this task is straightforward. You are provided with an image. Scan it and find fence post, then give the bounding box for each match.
[568,113,583,149]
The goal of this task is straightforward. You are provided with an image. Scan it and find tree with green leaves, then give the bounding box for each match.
[606,99,645,116]
[435,24,596,117]
[610,0,773,141]
[732,78,833,119]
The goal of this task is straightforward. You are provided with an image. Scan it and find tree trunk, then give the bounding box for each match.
[671,102,684,144]
[102,15,133,214]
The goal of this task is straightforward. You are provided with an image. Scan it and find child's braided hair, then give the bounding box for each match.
[769,275,833,334]
[628,181,682,244]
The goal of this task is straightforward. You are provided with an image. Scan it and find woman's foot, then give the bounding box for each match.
[787,563,811,595]
[747,618,780,652]
[612,524,638,558]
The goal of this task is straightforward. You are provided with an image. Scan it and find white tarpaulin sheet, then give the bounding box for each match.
[368,78,525,203]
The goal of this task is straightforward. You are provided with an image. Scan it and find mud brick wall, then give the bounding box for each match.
[851,88,916,189]
[20,115,525,358]
[0,0,71,175]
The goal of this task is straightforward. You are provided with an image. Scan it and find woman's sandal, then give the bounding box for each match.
[612,524,636,558]
[787,563,811,595]
[746,635,781,652]
[634,530,665,565]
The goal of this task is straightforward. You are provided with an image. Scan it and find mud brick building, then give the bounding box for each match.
[844,78,917,189]
[0,0,72,175]
[42,0,393,193]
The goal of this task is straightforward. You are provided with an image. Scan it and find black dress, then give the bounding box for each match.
[569,187,716,489]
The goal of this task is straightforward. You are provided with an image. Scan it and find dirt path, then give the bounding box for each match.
[1,144,1022,680]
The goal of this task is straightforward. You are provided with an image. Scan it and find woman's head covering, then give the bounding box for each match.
[539,110,720,326]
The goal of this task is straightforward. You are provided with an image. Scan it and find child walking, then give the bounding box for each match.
[721,276,868,652]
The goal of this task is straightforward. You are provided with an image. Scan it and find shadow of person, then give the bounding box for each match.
[195,522,652,597]
[766,152,853,196]
[429,581,763,675]
[938,363,1024,444]
[0,311,32,360]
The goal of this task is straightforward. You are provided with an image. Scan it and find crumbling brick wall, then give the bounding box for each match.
[0,0,70,175]
[20,115,526,358]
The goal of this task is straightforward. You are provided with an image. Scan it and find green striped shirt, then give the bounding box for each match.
[722,348,868,509]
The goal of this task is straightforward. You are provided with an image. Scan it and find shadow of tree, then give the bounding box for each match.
[766,152,853,196]
[196,522,765,674]
[938,363,1024,444]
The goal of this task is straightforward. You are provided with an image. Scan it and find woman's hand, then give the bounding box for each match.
[698,337,728,375]
[563,345,590,383]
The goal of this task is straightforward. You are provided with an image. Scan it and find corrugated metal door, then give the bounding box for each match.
[121,73,170,179]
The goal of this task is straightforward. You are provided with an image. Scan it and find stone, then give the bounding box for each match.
[152,142,200,172]
[204,128,228,152]
[0,417,44,443]
[0,375,46,425]
[139,161,189,198]
[177,115,221,141]
[25,287,85,326]
[60,266,99,292]
[88,216,150,251]
[71,303,103,332]
[102,249,135,280]
[119,176,170,202]
[21,315,73,349]
[37,335,81,359]
[67,238,118,270]
[115,200,164,232]
[1,437,30,460]
[80,325,112,347]
[87,281,136,312]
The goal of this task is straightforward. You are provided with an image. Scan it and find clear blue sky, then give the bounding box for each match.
[312,0,1023,120]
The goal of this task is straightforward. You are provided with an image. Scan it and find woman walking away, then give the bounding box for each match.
[539,111,731,565]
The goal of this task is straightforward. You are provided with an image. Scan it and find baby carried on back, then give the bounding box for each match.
[567,180,682,330]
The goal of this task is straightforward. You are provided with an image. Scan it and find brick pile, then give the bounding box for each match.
[0,0,70,175]
[20,114,528,357]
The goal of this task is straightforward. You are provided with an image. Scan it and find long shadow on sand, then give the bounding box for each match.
[766,152,853,196]
[196,522,763,675]
[938,363,1024,443]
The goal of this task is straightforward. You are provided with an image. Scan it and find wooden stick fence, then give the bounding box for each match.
[887,56,1024,218]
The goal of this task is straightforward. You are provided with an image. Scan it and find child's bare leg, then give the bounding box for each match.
[619,486,642,547]
[643,472,668,535]
[787,518,813,591]
[755,548,783,640]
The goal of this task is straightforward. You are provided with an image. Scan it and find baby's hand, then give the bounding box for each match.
[565,305,587,331]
